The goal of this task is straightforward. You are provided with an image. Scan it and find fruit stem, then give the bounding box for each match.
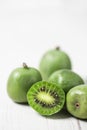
[56,46,60,50]
[23,62,29,69]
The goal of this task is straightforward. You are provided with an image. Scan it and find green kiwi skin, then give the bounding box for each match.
[27,81,65,116]
[39,49,71,80]
[48,69,84,93]
[66,85,87,119]
[7,66,42,103]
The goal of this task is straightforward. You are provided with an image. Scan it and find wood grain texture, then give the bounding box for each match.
[1,94,87,130]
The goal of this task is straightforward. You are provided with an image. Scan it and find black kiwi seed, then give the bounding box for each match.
[34,98,39,103]
[50,91,59,99]
[54,94,59,99]
[40,86,46,91]
[27,81,65,115]
[50,91,55,96]
[41,102,46,107]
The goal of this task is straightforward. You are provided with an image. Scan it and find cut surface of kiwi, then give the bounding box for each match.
[27,81,65,116]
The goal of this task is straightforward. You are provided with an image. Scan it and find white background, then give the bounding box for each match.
[0,0,87,130]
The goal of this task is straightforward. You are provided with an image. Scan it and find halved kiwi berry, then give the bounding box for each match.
[27,81,65,116]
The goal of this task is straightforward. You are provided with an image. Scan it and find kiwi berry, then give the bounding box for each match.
[7,63,42,103]
[49,69,84,93]
[39,47,71,80]
[27,81,65,116]
[66,84,87,119]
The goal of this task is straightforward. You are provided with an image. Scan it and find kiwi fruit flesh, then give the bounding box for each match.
[27,81,65,116]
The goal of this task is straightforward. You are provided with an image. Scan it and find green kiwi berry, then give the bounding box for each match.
[7,63,42,103]
[66,85,87,119]
[27,81,65,116]
[39,47,71,80]
[49,69,84,93]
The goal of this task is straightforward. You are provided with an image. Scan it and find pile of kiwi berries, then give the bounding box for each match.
[7,47,87,119]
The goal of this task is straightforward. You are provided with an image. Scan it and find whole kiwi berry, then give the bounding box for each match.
[48,69,84,93]
[39,47,72,80]
[66,84,87,119]
[7,63,42,103]
[27,81,65,116]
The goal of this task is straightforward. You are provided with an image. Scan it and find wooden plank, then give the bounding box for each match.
[1,98,87,130]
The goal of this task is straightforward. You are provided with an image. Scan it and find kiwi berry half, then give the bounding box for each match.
[27,81,65,116]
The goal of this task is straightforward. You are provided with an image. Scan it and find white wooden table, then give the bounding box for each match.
[0,0,87,130]
[1,86,87,130]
